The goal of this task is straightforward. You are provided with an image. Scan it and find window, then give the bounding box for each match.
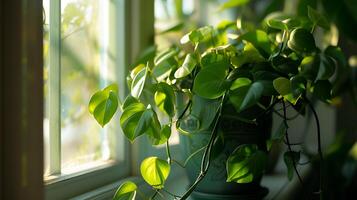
[43,0,130,198]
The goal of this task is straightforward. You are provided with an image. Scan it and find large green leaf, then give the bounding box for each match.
[218,0,250,11]
[120,102,146,141]
[229,82,264,112]
[131,66,148,98]
[288,28,316,53]
[113,181,137,200]
[273,77,291,96]
[89,84,119,127]
[154,83,175,117]
[134,107,161,144]
[174,53,197,78]
[193,56,230,99]
[226,144,267,183]
[89,84,118,114]
[239,30,274,58]
[140,157,170,189]
[283,151,300,181]
[273,77,299,104]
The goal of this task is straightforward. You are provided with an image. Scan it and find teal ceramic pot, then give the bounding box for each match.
[179,97,272,200]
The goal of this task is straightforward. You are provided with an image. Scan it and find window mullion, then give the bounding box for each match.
[49,0,61,175]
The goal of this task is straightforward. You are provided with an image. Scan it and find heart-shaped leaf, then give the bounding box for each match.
[273,77,299,104]
[154,83,176,117]
[113,181,137,200]
[288,28,316,53]
[89,84,119,127]
[229,81,264,112]
[193,55,230,99]
[89,84,118,114]
[174,53,197,78]
[140,157,170,189]
[120,102,146,141]
[226,144,267,183]
[283,151,300,181]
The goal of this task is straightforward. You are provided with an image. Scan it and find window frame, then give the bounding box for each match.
[44,0,132,199]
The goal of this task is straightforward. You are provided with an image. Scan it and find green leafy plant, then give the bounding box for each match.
[88,4,352,200]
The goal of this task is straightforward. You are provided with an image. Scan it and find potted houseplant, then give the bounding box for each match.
[88,5,350,200]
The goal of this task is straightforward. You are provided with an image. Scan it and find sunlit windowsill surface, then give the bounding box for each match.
[44,160,116,184]
[72,161,311,200]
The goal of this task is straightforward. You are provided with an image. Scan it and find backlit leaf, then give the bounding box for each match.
[113,181,137,200]
[140,157,170,189]
[174,53,197,79]
[92,91,118,127]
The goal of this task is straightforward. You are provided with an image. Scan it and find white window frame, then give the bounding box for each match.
[44,0,131,199]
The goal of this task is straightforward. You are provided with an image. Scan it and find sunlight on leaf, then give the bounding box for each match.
[113,181,137,200]
[140,157,170,189]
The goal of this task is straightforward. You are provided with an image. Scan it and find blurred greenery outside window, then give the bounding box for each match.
[43,0,125,181]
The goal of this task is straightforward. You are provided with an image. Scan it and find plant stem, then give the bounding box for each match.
[179,94,225,200]
[166,141,172,164]
[282,100,304,185]
[306,99,323,199]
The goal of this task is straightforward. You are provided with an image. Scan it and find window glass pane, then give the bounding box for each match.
[43,0,119,176]
[60,0,115,174]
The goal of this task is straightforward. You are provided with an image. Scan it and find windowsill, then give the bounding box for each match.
[72,162,312,200]
[45,160,117,184]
